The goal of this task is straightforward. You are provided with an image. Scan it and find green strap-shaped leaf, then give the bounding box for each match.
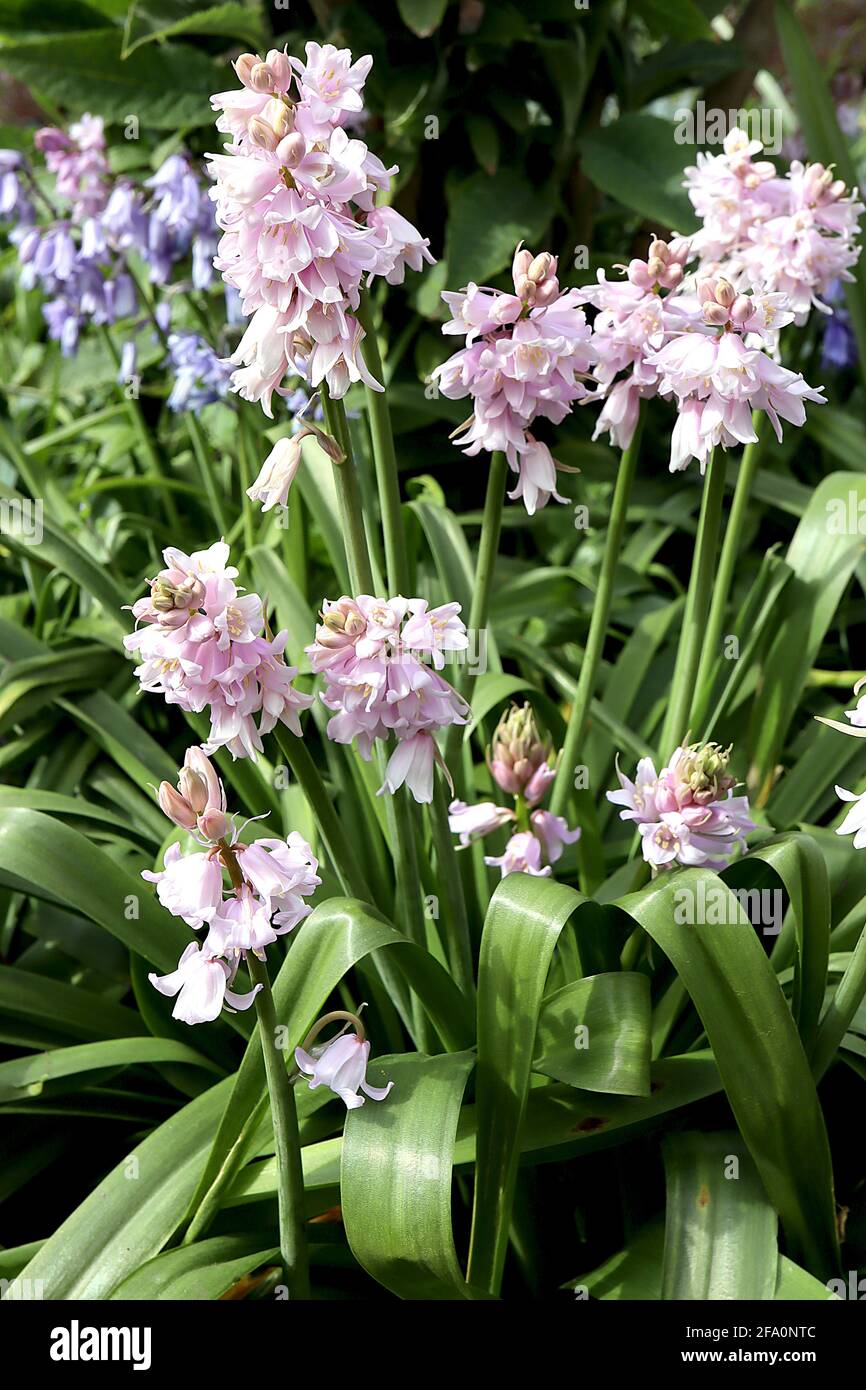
[342,1050,488,1300]
[0,1037,222,1102]
[183,898,475,1241]
[622,869,839,1279]
[533,972,651,1095]
[110,1236,280,1301]
[13,1078,233,1299]
[469,872,584,1294]
[0,807,186,973]
[0,964,141,1041]
[661,1132,777,1300]
[736,833,830,1056]
[747,473,866,802]
[231,1052,725,1213]
[571,1221,834,1302]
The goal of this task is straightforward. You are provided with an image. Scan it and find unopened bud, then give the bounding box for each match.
[663,263,684,289]
[527,252,555,284]
[277,132,305,168]
[198,807,230,842]
[178,767,209,815]
[234,54,260,87]
[648,238,668,262]
[158,782,197,830]
[702,302,729,326]
[266,48,292,91]
[730,294,752,323]
[512,247,533,281]
[697,277,717,304]
[532,277,559,304]
[646,256,665,279]
[829,178,847,201]
[715,278,736,308]
[248,117,279,151]
[249,62,274,93]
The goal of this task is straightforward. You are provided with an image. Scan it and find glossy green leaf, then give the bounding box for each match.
[623,869,838,1278]
[533,972,651,1095]
[342,1050,485,1299]
[661,1132,777,1300]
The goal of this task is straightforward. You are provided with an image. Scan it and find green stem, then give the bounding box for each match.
[186,414,229,536]
[320,387,374,593]
[246,952,310,1299]
[356,295,409,592]
[237,410,257,554]
[273,725,372,901]
[658,449,728,759]
[549,420,643,819]
[691,420,763,730]
[812,925,866,1081]
[430,778,474,997]
[444,451,508,772]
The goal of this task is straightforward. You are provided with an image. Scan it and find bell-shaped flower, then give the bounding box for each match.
[294,1030,393,1110]
[149,942,261,1024]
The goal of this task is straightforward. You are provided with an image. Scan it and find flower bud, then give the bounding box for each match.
[277,131,305,168]
[198,807,230,842]
[672,741,734,805]
[648,238,668,262]
[266,48,292,92]
[249,61,274,93]
[627,259,652,289]
[512,247,533,282]
[697,277,717,304]
[646,255,666,279]
[662,262,684,289]
[532,277,560,304]
[158,782,197,830]
[730,294,752,323]
[184,747,226,815]
[248,117,279,152]
[488,703,551,796]
[702,302,729,326]
[234,54,260,88]
[178,767,209,815]
[829,178,847,201]
[527,252,555,284]
[714,278,736,308]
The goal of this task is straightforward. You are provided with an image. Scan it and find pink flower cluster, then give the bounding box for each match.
[607,742,753,871]
[208,42,433,412]
[644,276,825,471]
[124,540,312,759]
[35,114,109,222]
[685,128,864,320]
[146,747,321,1024]
[432,246,593,513]
[305,594,470,803]
[448,703,580,877]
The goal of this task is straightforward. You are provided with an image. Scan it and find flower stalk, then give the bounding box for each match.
[246,950,310,1299]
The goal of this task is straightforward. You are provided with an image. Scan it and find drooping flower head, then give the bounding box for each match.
[145,746,320,1024]
[305,594,469,802]
[124,539,313,758]
[207,43,433,411]
[432,244,593,513]
[607,741,753,871]
[644,276,825,471]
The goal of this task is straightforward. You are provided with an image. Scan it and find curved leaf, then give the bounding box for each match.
[342,1050,484,1300]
